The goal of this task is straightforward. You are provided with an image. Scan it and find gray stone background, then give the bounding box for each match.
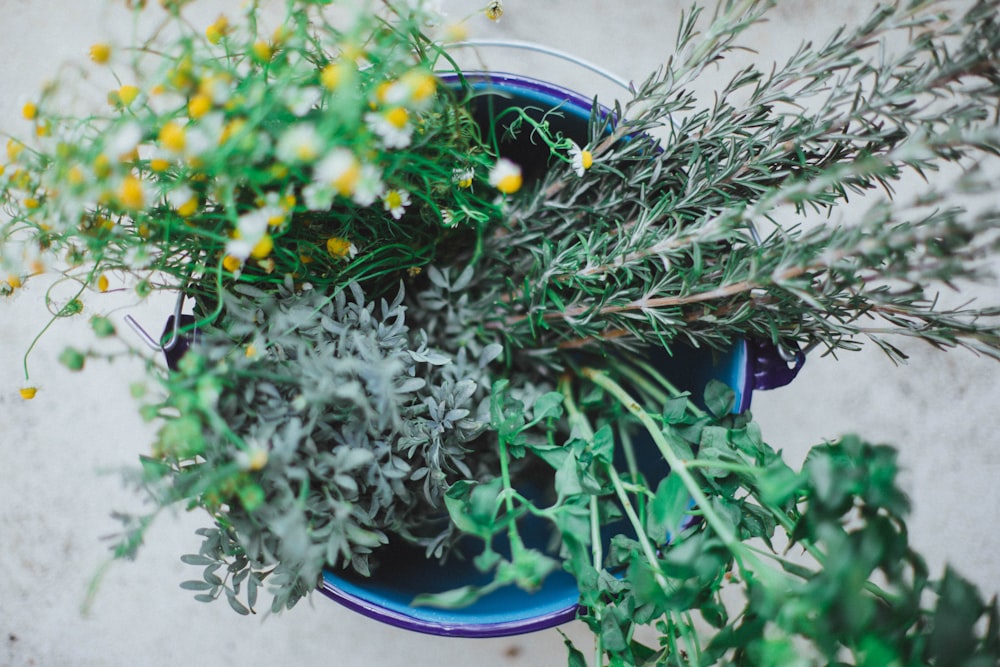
[1,1,997,665]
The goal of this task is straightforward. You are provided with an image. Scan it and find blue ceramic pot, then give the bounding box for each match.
[316,72,803,637]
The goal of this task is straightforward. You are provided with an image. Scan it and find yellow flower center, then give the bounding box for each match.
[7,139,24,162]
[250,234,274,260]
[93,154,112,179]
[247,448,268,471]
[119,176,145,209]
[332,163,361,196]
[89,43,111,64]
[158,121,187,153]
[405,71,436,102]
[149,158,171,173]
[321,63,345,91]
[385,190,403,210]
[384,107,409,129]
[7,274,23,289]
[222,255,242,273]
[22,102,37,121]
[117,85,140,107]
[188,93,212,119]
[495,172,522,194]
[326,236,353,259]
[97,274,110,292]
[252,41,273,62]
[206,15,229,44]
[486,1,504,21]
[19,387,38,400]
[67,165,86,185]
[444,22,470,43]
[580,150,593,170]
[177,196,199,217]
[295,143,318,162]
[219,118,246,145]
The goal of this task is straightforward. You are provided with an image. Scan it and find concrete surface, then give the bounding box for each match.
[1,1,998,666]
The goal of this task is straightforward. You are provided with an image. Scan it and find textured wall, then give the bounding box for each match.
[1,1,997,666]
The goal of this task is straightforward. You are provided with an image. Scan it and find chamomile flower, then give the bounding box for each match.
[276,123,322,163]
[365,107,412,149]
[101,122,143,162]
[158,120,187,154]
[205,15,231,44]
[381,70,438,110]
[488,157,522,194]
[485,1,503,21]
[117,175,147,210]
[320,62,350,91]
[326,236,358,260]
[226,209,270,261]
[382,189,411,220]
[167,185,198,217]
[315,148,361,197]
[568,141,594,176]
[353,163,385,207]
[89,42,112,64]
[453,166,475,188]
[283,86,322,117]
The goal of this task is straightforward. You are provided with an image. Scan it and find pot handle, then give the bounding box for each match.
[748,339,805,391]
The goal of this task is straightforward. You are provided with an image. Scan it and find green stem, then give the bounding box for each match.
[589,495,604,667]
[581,367,750,572]
[497,427,526,559]
[609,466,672,593]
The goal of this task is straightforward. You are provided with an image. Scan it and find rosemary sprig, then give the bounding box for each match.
[469,0,1000,365]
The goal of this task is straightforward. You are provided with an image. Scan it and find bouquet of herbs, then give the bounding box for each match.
[3,0,1000,663]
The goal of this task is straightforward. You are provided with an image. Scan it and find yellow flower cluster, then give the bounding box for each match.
[0,0,501,366]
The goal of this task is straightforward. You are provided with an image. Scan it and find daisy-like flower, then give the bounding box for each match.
[225,209,270,261]
[314,148,361,196]
[488,157,522,194]
[102,122,143,162]
[381,70,438,110]
[485,0,503,21]
[283,86,322,117]
[352,163,385,207]
[453,166,475,188]
[276,123,322,163]
[365,107,412,149]
[158,120,187,154]
[326,236,358,260]
[167,185,198,217]
[320,62,350,91]
[382,188,411,220]
[117,174,147,210]
[568,141,594,176]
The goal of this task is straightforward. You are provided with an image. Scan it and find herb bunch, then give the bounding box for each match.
[3,0,1000,665]
[468,0,1000,364]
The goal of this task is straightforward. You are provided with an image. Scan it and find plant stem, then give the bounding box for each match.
[581,367,749,573]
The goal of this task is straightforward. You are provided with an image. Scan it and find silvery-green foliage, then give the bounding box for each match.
[165,277,500,611]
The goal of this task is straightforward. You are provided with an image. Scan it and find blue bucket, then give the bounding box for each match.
[317,73,803,637]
